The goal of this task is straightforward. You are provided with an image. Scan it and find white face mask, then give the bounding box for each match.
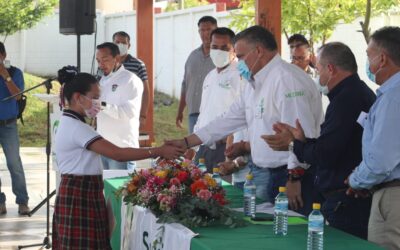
[314,76,330,95]
[116,43,129,56]
[210,49,231,68]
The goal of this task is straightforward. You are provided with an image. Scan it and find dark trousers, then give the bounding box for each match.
[321,190,371,239]
[268,166,319,216]
[194,143,226,173]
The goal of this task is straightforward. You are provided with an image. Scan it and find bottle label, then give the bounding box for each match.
[244,186,256,196]
[309,219,324,232]
[275,201,288,212]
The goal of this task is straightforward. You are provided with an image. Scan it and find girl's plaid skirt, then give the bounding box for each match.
[52,174,111,250]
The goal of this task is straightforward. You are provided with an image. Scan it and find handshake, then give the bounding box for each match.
[156,138,193,161]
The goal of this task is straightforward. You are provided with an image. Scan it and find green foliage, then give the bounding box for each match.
[229,0,399,48]
[165,0,209,12]
[0,0,57,38]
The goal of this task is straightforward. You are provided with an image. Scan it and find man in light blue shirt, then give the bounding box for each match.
[348,26,400,249]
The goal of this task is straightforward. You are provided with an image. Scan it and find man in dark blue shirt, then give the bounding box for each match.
[0,42,30,215]
[263,42,376,239]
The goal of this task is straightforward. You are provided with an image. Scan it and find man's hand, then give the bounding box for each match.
[184,148,196,161]
[164,139,186,149]
[261,127,294,151]
[344,177,371,198]
[286,180,303,210]
[176,112,183,129]
[218,161,237,176]
[157,143,186,160]
[0,62,10,80]
[225,141,246,159]
[139,116,147,130]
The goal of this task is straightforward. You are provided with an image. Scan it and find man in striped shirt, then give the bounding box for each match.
[113,31,149,130]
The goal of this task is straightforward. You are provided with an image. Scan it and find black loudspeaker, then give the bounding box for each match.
[59,0,95,35]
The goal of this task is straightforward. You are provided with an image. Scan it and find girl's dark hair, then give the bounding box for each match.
[61,73,98,105]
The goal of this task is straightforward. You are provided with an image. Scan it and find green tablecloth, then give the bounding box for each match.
[104,177,382,250]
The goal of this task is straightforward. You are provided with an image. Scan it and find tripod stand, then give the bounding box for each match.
[3,78,57,249]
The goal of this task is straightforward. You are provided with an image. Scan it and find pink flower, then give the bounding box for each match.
[169,177,181,186]
[197,189,212,201]
[190,168,203,180]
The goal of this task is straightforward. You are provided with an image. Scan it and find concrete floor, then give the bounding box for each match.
[0,147,151,250]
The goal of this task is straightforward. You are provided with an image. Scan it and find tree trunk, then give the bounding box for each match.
[360,0,371,44]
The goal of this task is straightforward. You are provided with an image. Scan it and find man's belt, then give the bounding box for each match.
[372,179,400,193]
[0,118,16,126]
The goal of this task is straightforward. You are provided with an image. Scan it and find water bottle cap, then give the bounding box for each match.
[181,161,189,167]
[279,187,286,192]
[312,203,321,210]
[246,174,253,180]
[199,158,205,164]
[213,167,219,173]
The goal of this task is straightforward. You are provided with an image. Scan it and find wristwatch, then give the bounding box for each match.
[5,76,12,83]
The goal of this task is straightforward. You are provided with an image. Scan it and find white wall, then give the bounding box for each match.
[1,5,399,97]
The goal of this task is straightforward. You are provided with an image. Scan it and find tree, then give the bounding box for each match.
[165,0,209,12]
[353,0,399,43]
[0,0,57,41]
[229,0,399,50]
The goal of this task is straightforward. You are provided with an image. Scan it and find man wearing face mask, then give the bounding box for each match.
[95,42,143,170]
[113,31,149,130]
[263,42,376,239]
[176,16,217,134]
[348,26,400,248]
[166,26,323,203]
[0,42,30,215]
[192,27,246,175]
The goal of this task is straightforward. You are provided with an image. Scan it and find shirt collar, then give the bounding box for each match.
[327,74,360,101]
[251,54,281,89]
[376,71,400,97]
[63,109,86,123]
[218,59,238,74]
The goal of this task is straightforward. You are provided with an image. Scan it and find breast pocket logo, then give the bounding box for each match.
[218,80,232,90]
[112,84,118,92]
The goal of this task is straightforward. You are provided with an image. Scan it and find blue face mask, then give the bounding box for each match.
[237,60,252,81]
[365,60,376,83]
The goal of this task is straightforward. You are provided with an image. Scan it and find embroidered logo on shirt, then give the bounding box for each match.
[285,91,304,98]
[112,84,118,92]
[255,98,264,119]
[218,80,232,89]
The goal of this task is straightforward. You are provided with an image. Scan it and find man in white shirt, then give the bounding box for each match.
[167,26,323,202]
[96,42,143,170]
[193,27,245,173]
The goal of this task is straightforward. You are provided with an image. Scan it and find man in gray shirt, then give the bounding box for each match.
[176,16,217,134]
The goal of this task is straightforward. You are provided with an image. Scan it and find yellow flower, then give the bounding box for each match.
[204,175,217,188]
[155,170,168,179]
[127,183,137,193]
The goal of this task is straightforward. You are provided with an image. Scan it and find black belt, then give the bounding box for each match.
[371,179,400,193]
[0,118,16,126]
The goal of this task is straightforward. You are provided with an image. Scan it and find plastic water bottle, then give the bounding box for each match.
[274,186,288,236]
[307,203,324,250]
[243,174,256,217]
[198,158,207,173]
[212,168,222,186]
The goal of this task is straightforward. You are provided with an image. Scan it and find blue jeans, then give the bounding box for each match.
[233,182,245,190]
[321,190,371,239]
[248,162,271,202]
[0,121,29,205]
[188,113,199,134]
[101,156,136,170]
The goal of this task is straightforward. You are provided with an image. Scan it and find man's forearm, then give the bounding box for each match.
[140,80,150,118]
[178,91,186,114]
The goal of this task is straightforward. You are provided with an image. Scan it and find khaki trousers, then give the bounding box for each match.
[368,186,400,250]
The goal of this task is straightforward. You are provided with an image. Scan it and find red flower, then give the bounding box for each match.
[212,192,228,206]
[176,171,189,183]
[169,177,181,186]
[191,180,207,195]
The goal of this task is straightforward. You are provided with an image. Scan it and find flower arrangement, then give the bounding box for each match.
[117,159,241,228]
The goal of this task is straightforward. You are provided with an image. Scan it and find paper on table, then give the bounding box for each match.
[232,202,305,217]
